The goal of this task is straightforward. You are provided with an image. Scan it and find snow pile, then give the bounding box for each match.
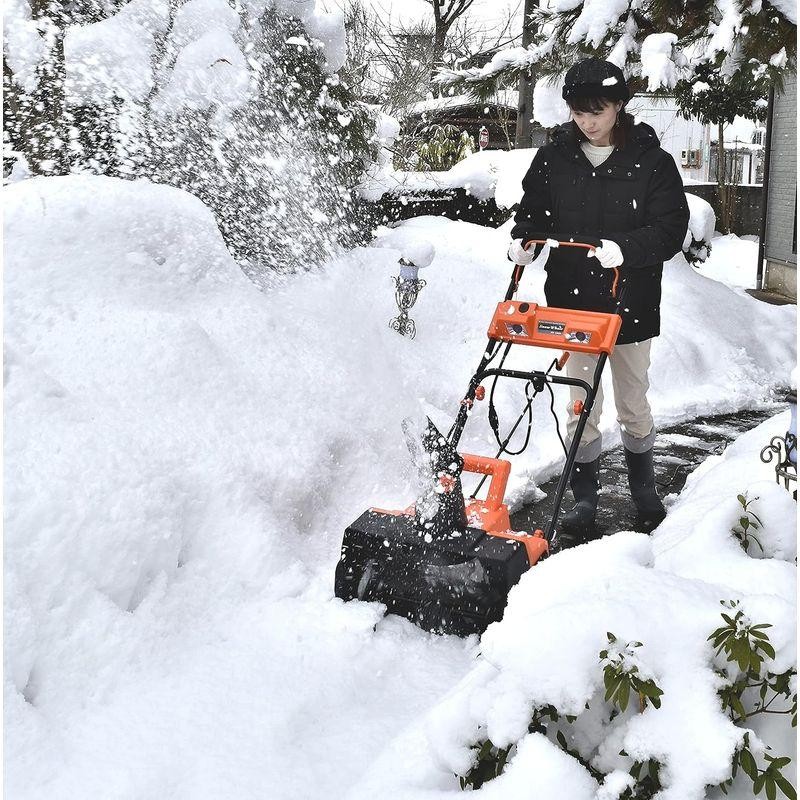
[5,176,796,798]
[694,233,760,289]
[170,0,240,47]
[350,414,796,800]
[304,9,347,73]
[400,240,436,268]
[360,147,510,203]
[682,192,716,263]
[65,0,171,103]
[156,29,250,112]
[562,0,630,49]
[358,111,404,202]
[640,33,684,91]
[684,192,716,247]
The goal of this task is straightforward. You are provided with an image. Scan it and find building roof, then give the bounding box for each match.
[398,90,519,118]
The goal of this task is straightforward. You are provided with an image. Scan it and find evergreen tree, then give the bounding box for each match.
[145,9,374,282]
[4,1,376,280]
[435,1,795,102]
[3,0,128,176]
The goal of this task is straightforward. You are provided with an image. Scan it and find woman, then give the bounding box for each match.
[509,57,689,531]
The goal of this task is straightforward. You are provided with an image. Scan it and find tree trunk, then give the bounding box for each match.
[514,0,537,149]
[431,25,448,83]
[716,119,731,234]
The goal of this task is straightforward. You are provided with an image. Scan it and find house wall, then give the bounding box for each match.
[628,96,710,181]
[764,73,797,300]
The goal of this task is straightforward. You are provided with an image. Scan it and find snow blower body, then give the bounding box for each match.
[335,235,624,636]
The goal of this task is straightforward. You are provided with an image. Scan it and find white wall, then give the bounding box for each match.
[628,95,711,182]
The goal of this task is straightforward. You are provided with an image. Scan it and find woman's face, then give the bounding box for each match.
[571,101,623,147]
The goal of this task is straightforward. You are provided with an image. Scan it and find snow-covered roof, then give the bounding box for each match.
[399,89,519,118]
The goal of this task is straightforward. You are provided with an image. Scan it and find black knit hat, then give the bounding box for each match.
[562,58,629,103]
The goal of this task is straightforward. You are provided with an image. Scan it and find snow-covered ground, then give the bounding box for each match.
[5,175,796,799]
[351,414,797,800]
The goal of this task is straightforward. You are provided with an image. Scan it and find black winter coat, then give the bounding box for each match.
[511,121,690,344]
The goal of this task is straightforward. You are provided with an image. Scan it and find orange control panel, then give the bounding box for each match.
[487,302,622,355]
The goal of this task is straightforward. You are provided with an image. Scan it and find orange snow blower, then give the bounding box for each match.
[334,236,623,636]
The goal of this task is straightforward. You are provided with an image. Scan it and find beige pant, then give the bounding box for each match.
[565,339,655,462]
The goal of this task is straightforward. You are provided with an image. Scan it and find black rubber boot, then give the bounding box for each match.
[560,458,600,531]
[624,447,666,530]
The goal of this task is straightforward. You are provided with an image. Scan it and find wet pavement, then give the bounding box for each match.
[509,406,785,546]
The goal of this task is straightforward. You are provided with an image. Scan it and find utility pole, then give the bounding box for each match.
[514,0,537,149]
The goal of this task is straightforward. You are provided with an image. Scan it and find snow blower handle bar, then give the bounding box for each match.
[505,235,602,301]
[511,235,619,300]
[522,236,603,252]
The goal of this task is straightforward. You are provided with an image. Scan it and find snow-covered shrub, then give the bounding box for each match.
[683,192,715,265]
[709,600,797,799]
[456,608,795,799]
[460,632,668,794]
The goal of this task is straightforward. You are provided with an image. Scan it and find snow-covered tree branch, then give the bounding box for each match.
[434,0,796,102]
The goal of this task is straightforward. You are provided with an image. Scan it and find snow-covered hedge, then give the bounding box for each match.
[361,144,716,265]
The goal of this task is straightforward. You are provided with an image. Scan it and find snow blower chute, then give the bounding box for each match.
[335,235,624,636]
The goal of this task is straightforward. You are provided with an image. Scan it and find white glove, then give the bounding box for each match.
[590,239,624,269]
[507,239,535,266]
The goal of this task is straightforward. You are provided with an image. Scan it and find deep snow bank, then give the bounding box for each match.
[5,175,796,799]
[5,176,479,799]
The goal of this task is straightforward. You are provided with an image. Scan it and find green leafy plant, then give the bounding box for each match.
[458,739,512,790]
[601,633,664,714]
[711,602,797,800]
[416,124,474,171]
[621,757,662,800]
[458,704,568,790]
[458,615,795,799]
[723,734,797,800]
[731,493,764,554]
[458,636,663,793]
[709,600,774,675]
